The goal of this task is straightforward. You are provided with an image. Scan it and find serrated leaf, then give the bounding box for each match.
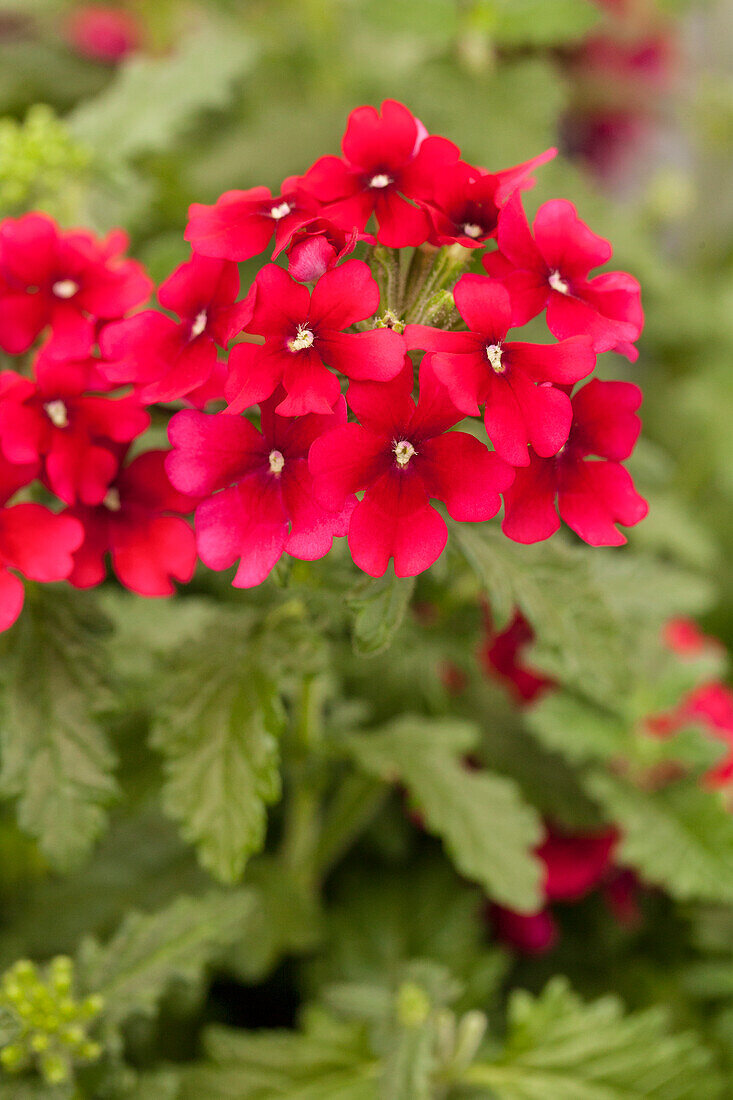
[585,772,733,904]
[76,890,255,1027]
[150,615,283,884]
[68,22,259,162]
[464,976,721,1099]
[454,524,712,710]
[346,570,415,657]
[0,588,117,869]
[181,1007,377,1099]
[346,718,543,910]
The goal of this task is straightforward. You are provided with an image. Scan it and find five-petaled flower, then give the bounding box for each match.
[309,357,514,577]
[483,194,643,360]
[225,259,405,417]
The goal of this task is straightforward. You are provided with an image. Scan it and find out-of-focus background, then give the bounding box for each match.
[1,0,731,652]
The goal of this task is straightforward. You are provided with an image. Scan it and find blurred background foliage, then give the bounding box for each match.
[0,0,732,1094]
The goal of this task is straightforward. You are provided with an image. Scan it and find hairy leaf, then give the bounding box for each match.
[346,718,543,910]
[464,976,721,1099]
[150,614,283,884]
[0,588,117,869]
[76,890,255,1027]
[586,772,733,904]
[346,570,415,657]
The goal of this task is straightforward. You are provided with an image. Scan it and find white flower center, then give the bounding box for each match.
[268,449,285,475]
[462,222,483,238]
[52,279,79,299]
[270,201,292,220]
[44,399,69,427]
[287,325,315,352]
[368,173,392,189]
[393,439,416,467]
[485,344,505,373]
[104,487,122,511]
[549,270,570,295]
[190,310,208,339]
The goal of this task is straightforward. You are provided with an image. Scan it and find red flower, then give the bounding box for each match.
[502,378,647,546]
[65,5,141,64]
[0,213,151,358]
[185,178,318,263]
[67,450,198,597]
[483,194,643,360]
[423,149,556,248]
[480,608,553,703]
[0,463,83,631]
[0,359,149,506]
[491,906,558,955]
[100,254,253,404]
[284,219,372,283]
[166,396,353,589]
[407,276,595,467]
[540,826,618,902]
[300,99,459,247]
[226,260,405,417]
[309,357,514,578]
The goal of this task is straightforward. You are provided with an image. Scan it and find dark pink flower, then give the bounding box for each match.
[0,493,83,632]
[480,608,553,703]
[423,149,556,248]
[67,450,198,597]
[65,5,141,63]
[300,99,459,247]
[0,359,149,506]
[0,213,151,358]
[185,178,318,263]
[540,826,618,902]
[483,194,643,360]
[100,254,253,404]
[284,219,372,283]
[309,357,514,578]
[502,378,647,546]
[226,259,405,417]
[166,395,353,588]
[490,905,558,955]
[406,276,595,466]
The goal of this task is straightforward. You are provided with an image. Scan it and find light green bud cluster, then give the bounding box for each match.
[0,956,104,1085]
[0,105,91,217]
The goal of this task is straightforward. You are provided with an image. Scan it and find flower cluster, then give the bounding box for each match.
[0,100,648,629]
[0,212,197,631]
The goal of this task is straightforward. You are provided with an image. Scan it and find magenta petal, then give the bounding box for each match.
[558,460,647,546]
[282,458,352,560]
[0,504,83,580]
[348,475,446,578]
[429,351,484,418]
[454,274,511,339]
[375,192,430,248]
[570,378,642,461]
[112,515,196,596]
[225,342,284,414]
[318,327,405,382]
[482,374,532,467]
[0,567,25,632]
[309,258,379,329]
[185,189,275,261]
[502,455,560,544]
[497,192,545,273]
[140,337,218,404]
[507,335,596,385]
[533,200,612,276]
[278,348,341,416]
[417,433,513,521]
[309,423,389,510]
[404,325,477,354]
[167,408,264,495]
[196,479,288,587]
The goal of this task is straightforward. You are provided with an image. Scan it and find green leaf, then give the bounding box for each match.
[346,570,415,657]
[68,21,259,162]
[150,615,283,884]
[76,890,255,1028]
[180,1006,377,1099]
[0,588,117,870]
[586,773,733,905]
[463,976,721,1099]
[454,524,712,709]
[346,718,543,910]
